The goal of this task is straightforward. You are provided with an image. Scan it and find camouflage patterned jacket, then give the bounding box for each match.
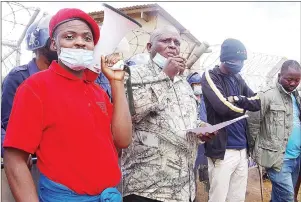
[247,83,301,171]
[122,60,199,202]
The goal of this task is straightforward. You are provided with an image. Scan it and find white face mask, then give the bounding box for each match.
[193,85,202,95]
[59,48,94,71]
[153,53,167,69]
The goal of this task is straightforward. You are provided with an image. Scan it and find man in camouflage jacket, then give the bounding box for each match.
[122,26,214,202]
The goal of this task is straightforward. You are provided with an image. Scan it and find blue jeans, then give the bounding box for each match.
[267,155,301,202]
[38,173,122,202]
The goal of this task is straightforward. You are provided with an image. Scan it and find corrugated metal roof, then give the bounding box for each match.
[88,3,201,45]
[119,4,157,11]
[89,4,157,15]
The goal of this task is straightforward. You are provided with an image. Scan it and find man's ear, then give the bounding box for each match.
[146,42,152,53]
[50,38,57,52]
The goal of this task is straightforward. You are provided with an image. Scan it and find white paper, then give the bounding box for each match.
[110,60,125,70]
[186,115,248,134]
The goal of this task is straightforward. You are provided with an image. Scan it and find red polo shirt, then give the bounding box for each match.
[4,61,120,195]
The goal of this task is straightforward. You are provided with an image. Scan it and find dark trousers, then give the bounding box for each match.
[295,169,301,202]
[123,194,196,202]
[123,194,162,202]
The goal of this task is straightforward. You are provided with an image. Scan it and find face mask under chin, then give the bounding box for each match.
[58,48,94,71]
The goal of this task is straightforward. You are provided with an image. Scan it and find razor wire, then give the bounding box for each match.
[199,45,286,92]
[113,9,197,66]
[1,2,40,78]
[125,28,195,62]
[1,2,199,81]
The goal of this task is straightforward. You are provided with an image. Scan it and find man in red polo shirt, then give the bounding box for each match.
[3,8,132,202]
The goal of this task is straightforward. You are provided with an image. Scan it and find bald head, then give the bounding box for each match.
[147,26,181,59]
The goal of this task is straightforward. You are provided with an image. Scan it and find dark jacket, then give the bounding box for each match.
[2,60,36,131]
[200,66,260,160]
[1,60,36,157]
[95,73,112,101]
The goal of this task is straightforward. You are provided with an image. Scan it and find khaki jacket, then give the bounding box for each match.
[247,83,300,171]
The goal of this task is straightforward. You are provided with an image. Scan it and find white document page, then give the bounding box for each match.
[186,115,248,134]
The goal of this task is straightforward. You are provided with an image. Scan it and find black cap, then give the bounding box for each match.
[220,38,247,62]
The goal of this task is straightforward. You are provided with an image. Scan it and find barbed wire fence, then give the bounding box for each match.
[1,2,40,78]
[2,2,199,80]
[123,26,195,68]
[199,44,286,92]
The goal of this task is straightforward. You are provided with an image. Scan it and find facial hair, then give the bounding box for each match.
[44,49,58,63]
[43,39,58,63]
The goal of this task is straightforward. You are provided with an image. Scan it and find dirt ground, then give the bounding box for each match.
[195,167,301,202]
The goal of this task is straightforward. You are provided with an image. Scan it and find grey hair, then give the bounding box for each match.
[149,25,180,43]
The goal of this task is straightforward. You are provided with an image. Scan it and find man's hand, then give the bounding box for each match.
[197,132,217,142]
[163,56,186,79]
[186,131,217,143]
[101,54,125,81]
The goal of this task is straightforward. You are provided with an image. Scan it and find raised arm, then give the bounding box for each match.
[101,55,132,149]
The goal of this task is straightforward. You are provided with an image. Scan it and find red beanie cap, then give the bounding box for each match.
[49,8,100,45]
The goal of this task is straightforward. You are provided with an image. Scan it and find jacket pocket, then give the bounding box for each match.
[268,104,286,140]
[269,104,286,125]
[255,144,281,169]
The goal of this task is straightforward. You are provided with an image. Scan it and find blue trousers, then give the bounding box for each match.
[267,155,301,202]
[38,173,122,202]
